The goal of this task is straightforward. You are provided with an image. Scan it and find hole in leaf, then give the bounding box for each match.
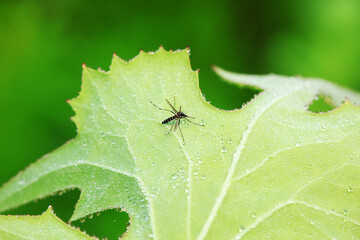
[71,208,130,240]
[200,71,261,111]
[307,95,336,113]
[2,188,80,222]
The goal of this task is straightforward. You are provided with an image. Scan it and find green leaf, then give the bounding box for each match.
[0,47,360,239]
[0,207,92,240]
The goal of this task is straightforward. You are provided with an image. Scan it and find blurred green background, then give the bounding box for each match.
[1,0,360,238]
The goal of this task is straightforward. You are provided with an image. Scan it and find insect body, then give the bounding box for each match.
[149,99,203,145]
[162,111,187,124]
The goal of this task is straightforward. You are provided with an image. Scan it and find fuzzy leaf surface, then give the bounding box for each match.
[0,48,360,239]
[0,207,92,240]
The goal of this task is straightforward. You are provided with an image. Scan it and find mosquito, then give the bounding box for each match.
[149,98,204,145]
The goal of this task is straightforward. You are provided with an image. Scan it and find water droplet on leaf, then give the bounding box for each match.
[239,225,245,232]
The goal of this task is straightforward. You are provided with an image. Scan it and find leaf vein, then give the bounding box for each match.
[232,139,345,183]
[197,89,302,240]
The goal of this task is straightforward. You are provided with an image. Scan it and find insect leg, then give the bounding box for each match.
[173,118,179,132]
[166,99,178,113]
[166,120,176,134]
[148,99,175,114]
[184,118,204,126]
[178,121,185,145]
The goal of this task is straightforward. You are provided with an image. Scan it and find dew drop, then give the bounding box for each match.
[239,225,245,232]
[220,134,225,144]
[227,138,232,144]
[348,186,353,193]
[252,213,256,218]
[221,146,227,153]
[200,120,205,126]
[100,131,106,138]
[343,209,349,215]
